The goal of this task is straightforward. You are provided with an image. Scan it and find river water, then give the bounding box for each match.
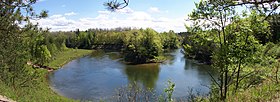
[48,49,216,101]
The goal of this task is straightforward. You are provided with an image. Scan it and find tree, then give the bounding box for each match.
[188,0,273,100]
[124,28,164,63]
[27,25,52,65]
[160,30,180,49]
[182,28,216,64]
[268,13,280,43]
[0,0,47,86]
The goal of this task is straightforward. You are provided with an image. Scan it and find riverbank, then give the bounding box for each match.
[47,49,93,69]
[0,49,92,102]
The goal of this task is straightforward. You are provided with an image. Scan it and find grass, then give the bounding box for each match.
[47,49,93,69]
[0,48,92,102]
[0,70,75,102]
[227,80,280,102]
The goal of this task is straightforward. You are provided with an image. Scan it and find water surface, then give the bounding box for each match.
[48,49,216,101]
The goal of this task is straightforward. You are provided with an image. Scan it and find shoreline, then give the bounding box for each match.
[47,49,94,69]
[0,49,93,102]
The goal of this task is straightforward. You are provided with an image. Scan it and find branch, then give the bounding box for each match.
[104,0,129,11]
[225,0,278,8]
[207,71,221,89]
[263,5,280,20]
[238,71,256,83]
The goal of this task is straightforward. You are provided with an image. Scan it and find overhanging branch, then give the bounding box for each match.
[104,0,129,11]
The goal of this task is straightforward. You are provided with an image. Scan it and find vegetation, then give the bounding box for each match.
[182,28,216,64]
[0,0,180,101]
[180,0,280,101]
[1,0,280,101]
[0,49,91,102]
[61,28,180,64]
[0,1,92,101]
[46,49,93,69]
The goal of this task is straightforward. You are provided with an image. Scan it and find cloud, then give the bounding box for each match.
[153,17,169,22]
[50,15,63,18]
[38,0,47,2]
[98,10,111,15]
[61,5,66,7]
[64,12,77,16]
[148,7,161,13]
[32,15,75,31]
[116,7,134,14]
[33,8,189,32]
[127,11,153,21]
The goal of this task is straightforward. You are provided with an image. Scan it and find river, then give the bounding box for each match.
[48,49,216,101]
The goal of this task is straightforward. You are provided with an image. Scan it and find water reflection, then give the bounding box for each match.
[124,64,160,89]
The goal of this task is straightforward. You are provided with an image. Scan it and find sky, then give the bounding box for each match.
[32,0,200,32]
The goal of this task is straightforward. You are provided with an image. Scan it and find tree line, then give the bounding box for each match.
[55,28,180,64]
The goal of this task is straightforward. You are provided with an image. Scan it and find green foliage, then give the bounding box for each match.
[62,28,178,64]
[182,27,217,64]
[0,1,85,101]
[248,11,272,44]
[265,42,280,58]
[226,80,280,102]
[0,49,91,102]
[27,29,51,64]
[164,80,175,102]
[187,0,275,101]
[160,30,180,49]
[0,0,48,86]
[268,13,280,43]
[124,28,164,63]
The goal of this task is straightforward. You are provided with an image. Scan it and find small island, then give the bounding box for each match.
[64,28,180,64]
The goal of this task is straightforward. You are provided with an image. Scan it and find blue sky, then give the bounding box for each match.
[33,0,199,32]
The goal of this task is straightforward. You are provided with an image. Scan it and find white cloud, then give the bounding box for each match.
[148,7,161,13]
[64,12,77,16]
[116,7,134,14]
[98,10,111,15]
[94,14,110,20]
[127,11,153,21]
[33,8,189,32]
[153,17,169,22]
[50,15,63,18]
[61,5,66,7]
[32,15,76,31]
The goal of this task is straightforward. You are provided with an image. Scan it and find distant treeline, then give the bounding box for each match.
[45,28,180,64]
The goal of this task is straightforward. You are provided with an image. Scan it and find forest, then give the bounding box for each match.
[63,28,180,63]
[0,0,280,102]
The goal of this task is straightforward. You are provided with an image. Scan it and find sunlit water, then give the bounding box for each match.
[48,49,216,101]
